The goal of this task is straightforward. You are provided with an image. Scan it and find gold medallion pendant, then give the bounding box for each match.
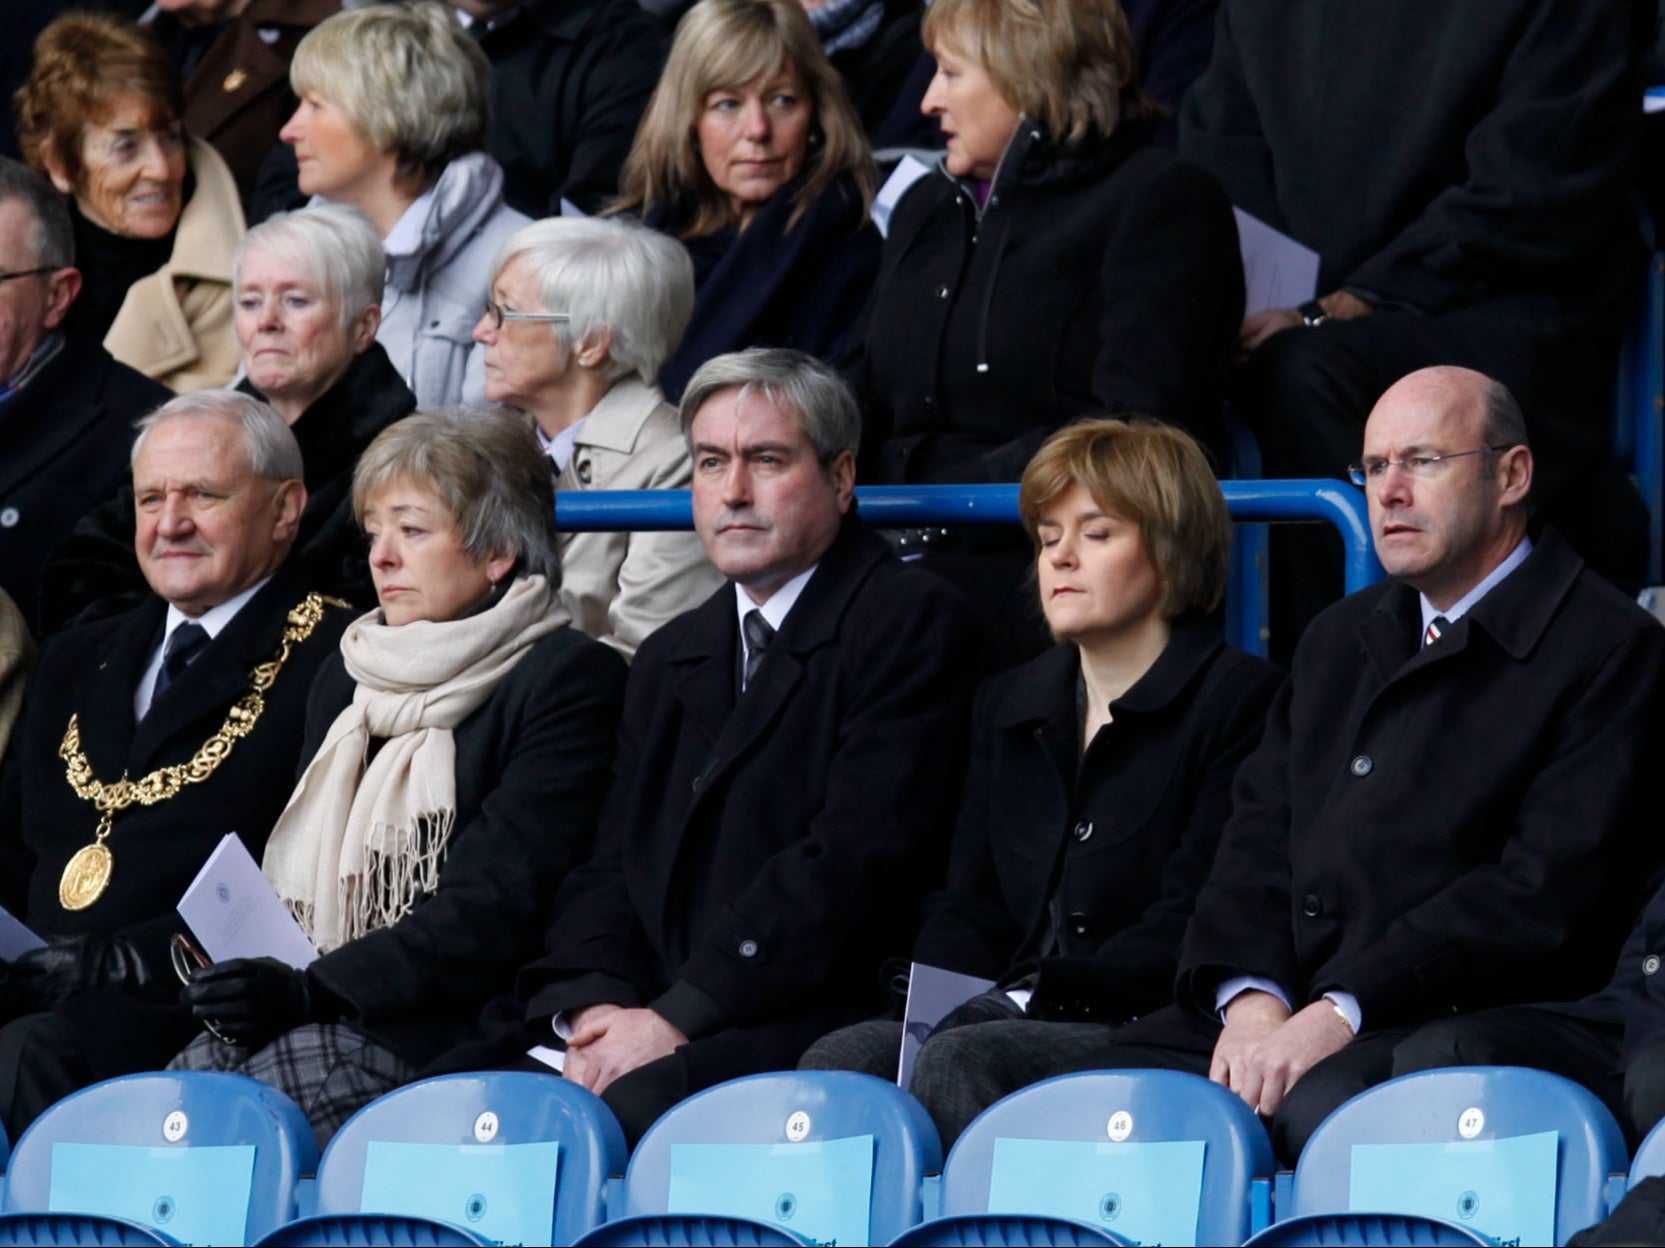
[54,593,345,913]
[59,841,113,911]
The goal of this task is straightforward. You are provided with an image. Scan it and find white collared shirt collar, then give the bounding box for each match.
[734,564,818,675]
[1419,535,1533,638]
[135,576,272,719]
[540,416,589,474]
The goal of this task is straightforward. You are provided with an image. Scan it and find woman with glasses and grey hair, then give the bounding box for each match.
[41,204,416,631]
[473,216,724,658]
[171,405,626,1143]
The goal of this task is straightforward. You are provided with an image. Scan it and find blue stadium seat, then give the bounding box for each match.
[570,1212,813,1246]
[938,1069,1275,1246]
[1243,1211,1491,1246]
[612,1071,941,1246]
[0,1071,316,1245]
[252,1212,491,1246]
[887,1213,1131,1246]
[1284,1067,1627,1246]
[0,1211,179,1245]
[304,1072,624,1246]
[1627,1115,1665,1188]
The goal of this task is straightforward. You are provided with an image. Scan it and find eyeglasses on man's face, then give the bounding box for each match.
[480,300,570,331]
[1346,445,1514,488]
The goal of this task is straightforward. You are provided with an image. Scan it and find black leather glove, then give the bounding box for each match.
[5,933,152,1012]
[180,957,313,1049]
[932,986,1027,1035]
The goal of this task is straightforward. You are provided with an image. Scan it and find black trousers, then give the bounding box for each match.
[1235,306,1646,657]
[1390,1004,1629,1137]
[1057,1004,1432,1165]
[0,987,200,1141]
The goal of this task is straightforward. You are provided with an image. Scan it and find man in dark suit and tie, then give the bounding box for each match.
[433,347,982,1142]
[1058,364,1665,1163]
[0,388,355,1136]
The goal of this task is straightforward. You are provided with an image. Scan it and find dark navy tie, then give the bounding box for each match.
[1423,615,1450,649]
[155,622,210,697]
[742,610,775,690]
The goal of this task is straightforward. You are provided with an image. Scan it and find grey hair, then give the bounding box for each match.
[489,217,694,384]
[131,389,305,482]
[679,347,861,469]
[290,1,491,189]
[233,203,385,331]
[351,405,559,582]
[0,156,73,267]
[1480,378,1530,450]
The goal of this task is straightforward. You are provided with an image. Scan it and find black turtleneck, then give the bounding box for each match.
[63,173,192,345]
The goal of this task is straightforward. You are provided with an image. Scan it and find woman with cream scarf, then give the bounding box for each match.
[170,405,626,1141]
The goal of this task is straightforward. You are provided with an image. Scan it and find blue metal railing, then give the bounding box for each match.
[555,480,1384,595]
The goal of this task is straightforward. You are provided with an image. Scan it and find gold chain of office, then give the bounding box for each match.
[54,592,347,912]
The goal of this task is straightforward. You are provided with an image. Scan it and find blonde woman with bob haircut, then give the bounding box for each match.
[278,2,529,408]
[613,0,882,400]
[473,216,724,659]
[855,0,1245,665]
[171,405,627,1144]
[803,418,1283,1149]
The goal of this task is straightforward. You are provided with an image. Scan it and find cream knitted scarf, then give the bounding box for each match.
[262,575,568,952]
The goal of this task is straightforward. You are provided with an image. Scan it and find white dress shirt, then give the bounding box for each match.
[133,577,271,720]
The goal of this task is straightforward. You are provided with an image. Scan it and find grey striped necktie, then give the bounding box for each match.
[742,610,775,690]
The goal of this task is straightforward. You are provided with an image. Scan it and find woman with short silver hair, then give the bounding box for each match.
[41,205,418,627]
[172,404,626,1144]
[474,216,724,658]
[277,1,529,407]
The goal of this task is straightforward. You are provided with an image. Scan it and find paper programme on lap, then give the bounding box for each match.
[177,832,316,969]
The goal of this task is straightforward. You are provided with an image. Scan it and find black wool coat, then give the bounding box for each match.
[0,560,354,976]
[656,175,882,403]
[476,0,666,218]
[437,519,983,1083]
[39,342,414,633]
[305,621,626,1067]
[912,615,1282,1023]
[0,335,171,634]
[857,119,1243,485]
[1178,528,1665,1032]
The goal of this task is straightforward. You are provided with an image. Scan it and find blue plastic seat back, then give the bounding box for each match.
[312,1072,625,1245]
[1289,1067,1627,1246]
[0,1211,179,1246]
[251,1212,492,1246]
[939,1069,1274,1247]
[887,1213,1132,1246]
[570,1212,813,1246]
[622,1071,942,1245]
[1,1071,317,1244]
[1630,1116,1665,1188]
[1244,1211,1491,1246]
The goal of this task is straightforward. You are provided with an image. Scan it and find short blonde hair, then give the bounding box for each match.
[290,2,490,190]
[1019,419,1230,617]
[234,203,385,333]
[352,407,559,582]
[923,0,1157,147]
[614,0,875,238]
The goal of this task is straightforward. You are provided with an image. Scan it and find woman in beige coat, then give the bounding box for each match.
[15,13,243,392]
[472,217,723,658]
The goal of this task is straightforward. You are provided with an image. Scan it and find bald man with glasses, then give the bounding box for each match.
[1054,364,1665,1164]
